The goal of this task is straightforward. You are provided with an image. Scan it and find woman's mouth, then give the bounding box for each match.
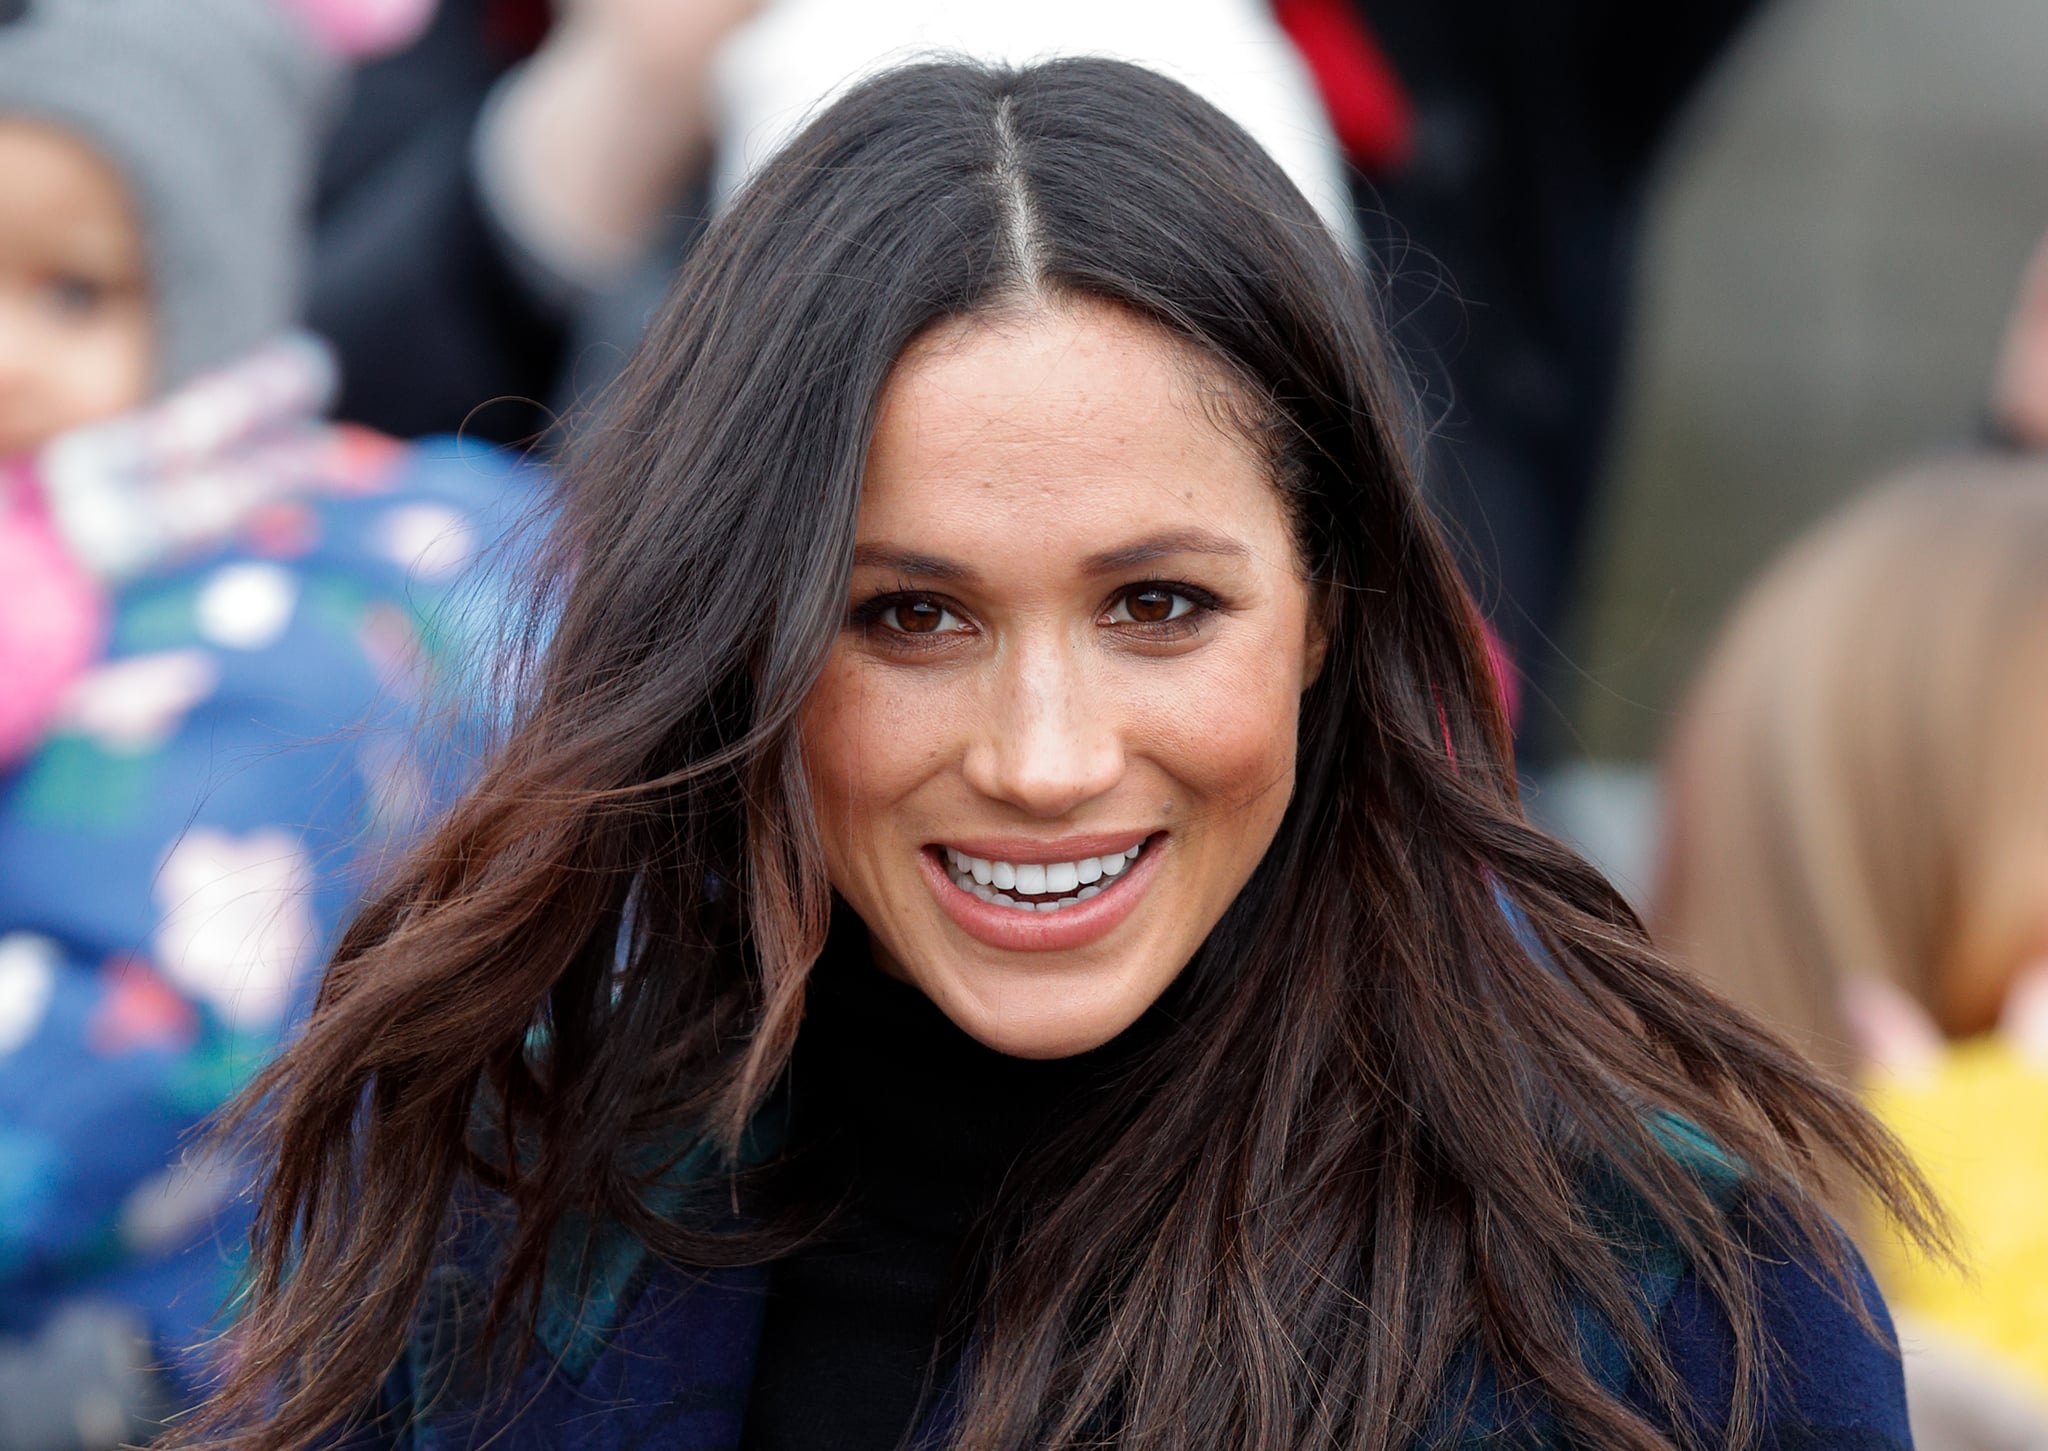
[939,840,1146,912]
[919,833,1164,952]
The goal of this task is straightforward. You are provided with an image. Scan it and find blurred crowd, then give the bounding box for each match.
[0,1,2042,1448]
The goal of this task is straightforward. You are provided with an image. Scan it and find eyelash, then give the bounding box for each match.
[848,580,1223,649]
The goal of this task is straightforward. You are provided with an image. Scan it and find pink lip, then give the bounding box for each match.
[919,834,1165,953]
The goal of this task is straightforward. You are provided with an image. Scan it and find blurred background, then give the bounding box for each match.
[1541,0,2048,899]
[4,0,2048,1446]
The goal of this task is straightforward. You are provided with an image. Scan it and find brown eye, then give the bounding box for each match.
[881,599,960,634]
[1108,586,1196,626]
[1126,588,1174,623]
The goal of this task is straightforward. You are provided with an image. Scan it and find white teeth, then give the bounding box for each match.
[964,881,1037,913]
[941,837,1150,912]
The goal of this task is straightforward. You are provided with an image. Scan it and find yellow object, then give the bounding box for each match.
[1866,1038,2048,1390]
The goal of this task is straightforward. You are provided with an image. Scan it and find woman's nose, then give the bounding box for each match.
[960,639,1125,818]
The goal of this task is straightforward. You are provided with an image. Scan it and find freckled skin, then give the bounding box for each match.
[0,123,153,459]
[799,299,1324,1059]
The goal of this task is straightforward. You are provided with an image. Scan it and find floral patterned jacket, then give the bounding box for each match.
[0,335,539,1399]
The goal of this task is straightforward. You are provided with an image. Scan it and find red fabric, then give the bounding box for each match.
[484,0,549,58]
[89,955,200,1057]
[1437,618,1524,765]
[1272,0,1415,174]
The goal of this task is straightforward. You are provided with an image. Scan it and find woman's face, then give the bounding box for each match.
[801,299,1325,1058]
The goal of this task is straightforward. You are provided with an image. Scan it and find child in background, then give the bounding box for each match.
[1657,463,2048,1451]
[0,1,530,1444]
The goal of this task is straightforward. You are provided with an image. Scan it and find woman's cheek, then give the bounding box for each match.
[800,653,954,845]
[1127,634,1304,815]
[798,653,881,856]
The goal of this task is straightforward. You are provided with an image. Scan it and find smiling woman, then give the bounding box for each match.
[806,303,1324,1058]
[180,58,1936,1451]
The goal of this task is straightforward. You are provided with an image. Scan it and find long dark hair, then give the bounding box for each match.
[184,58,1935,1450]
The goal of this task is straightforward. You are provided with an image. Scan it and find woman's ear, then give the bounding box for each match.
[1300,583,1329,692]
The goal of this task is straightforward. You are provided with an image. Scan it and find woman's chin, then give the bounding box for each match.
[914,967,1156,1060]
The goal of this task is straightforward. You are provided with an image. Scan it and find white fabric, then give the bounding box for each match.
[1897,1316,2048,1451]
[712,0,1358,252]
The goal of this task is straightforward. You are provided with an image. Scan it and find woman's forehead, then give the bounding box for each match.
[857,301,1299,584]
[881,299,1247,435]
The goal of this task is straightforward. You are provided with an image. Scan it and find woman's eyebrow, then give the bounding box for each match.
[851,543,977,582]
[851,532,1254,582]
[1082,531,1252,573]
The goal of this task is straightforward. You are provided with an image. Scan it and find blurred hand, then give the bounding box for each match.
[1842,973,1945,1081]
[1845,962,2048,1074]
[1991,229,2048,449]
[485,0,767,288]
[549,0,766,93]
[2002,958,2048,1064]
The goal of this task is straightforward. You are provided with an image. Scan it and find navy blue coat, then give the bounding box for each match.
[342,1140,1913,1450]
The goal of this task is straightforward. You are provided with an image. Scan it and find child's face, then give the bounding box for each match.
[0,121,152,459]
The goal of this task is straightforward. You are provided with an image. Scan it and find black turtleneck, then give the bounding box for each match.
[738,949,1143,1451]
